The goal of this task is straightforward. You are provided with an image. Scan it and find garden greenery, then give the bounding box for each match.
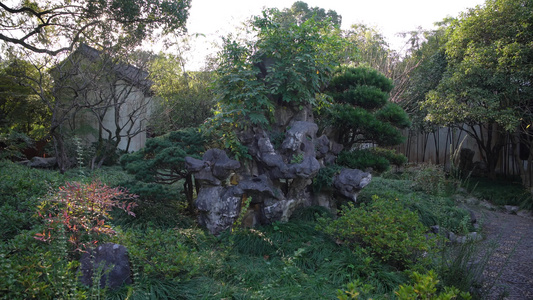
[35,180,137,254]
[319,195,434,269]
[0,159,510,298]
[210,8,345,133]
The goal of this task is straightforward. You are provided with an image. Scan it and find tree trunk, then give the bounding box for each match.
[184,174,196,215]
[510,133,533,196]
[52,130,71,174]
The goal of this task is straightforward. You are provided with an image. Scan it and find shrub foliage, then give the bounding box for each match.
[320,195,433,269]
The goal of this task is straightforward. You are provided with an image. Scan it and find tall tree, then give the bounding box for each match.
[0,59,49,138]
[422,0,533,182]
[0,0,191,172]
[343,24,423,103]
[278,1,341,27]
[0,0,190,55]
[211,6,345,136]
[400,19,452,131]
[149,53,215,135]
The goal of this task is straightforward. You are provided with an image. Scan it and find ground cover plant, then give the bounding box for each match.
[465,176,531,208]
[0,160,503,299]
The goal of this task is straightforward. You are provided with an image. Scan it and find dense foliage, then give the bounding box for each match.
[0,0,191,55]
[149,53,216,135]
[120,128,206,212]
[319,195,433,269]
[322,66,410,149]
[337,148,407,173]
[421,0,533,181]
[211,8,345,130]
[1,0,533,298]
[0,60,50,139]
[1,160,502,299]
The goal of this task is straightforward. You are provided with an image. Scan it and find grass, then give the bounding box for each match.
[2,160,527,299]
[465,176,531,207]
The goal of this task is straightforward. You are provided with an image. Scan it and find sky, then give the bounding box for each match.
[180,0,487,70]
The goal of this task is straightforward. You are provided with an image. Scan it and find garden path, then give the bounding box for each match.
[474,206,533,299]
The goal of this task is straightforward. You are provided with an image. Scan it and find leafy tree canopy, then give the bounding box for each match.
[420,0,533,179]
[423,0,533,131]
[0,0,191,55]
[212,6,345,130]
[0,59,50,138]
[278,1,342,27]
[400,20,452,131]
[149,53,215,135]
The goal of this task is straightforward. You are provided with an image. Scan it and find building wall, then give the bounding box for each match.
[72,79,151,153]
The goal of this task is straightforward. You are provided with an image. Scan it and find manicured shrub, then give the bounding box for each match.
[395,270,471,300]
[337,149,389,172]
[35,180,137,254]
[319,195,434,269]
[337,148,407,173]
[371,147,407,167]
[120,127,206,213]
[412,164,449,195]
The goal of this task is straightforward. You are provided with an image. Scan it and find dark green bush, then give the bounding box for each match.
[112,180,194,229]
[371,147,408,167]
[319,195,434,269]
[412,164,449,196]
[337,148,407,173]
[467,176,530,207]
[0,160,63,241]
[337,149,390,172]
[0,131,33,161]
[114,227,207,281]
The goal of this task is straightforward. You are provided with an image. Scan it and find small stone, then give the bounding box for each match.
[516,210,533,219]
[504,205,519,214]
[79,243,132,290]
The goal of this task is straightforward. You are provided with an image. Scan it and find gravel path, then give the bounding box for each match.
[473,207,533,299]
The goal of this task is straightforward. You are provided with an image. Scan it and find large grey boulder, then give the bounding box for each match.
[194,174,289,235]
[186,119,373,235]
[79,243,132,289]
[27,156,57,168]
[196,186,242,235]
[333,169,372,202]
[237,174,283,201]
[256,136,288,178]
[281,121,317,154]
[185,149,241,185]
